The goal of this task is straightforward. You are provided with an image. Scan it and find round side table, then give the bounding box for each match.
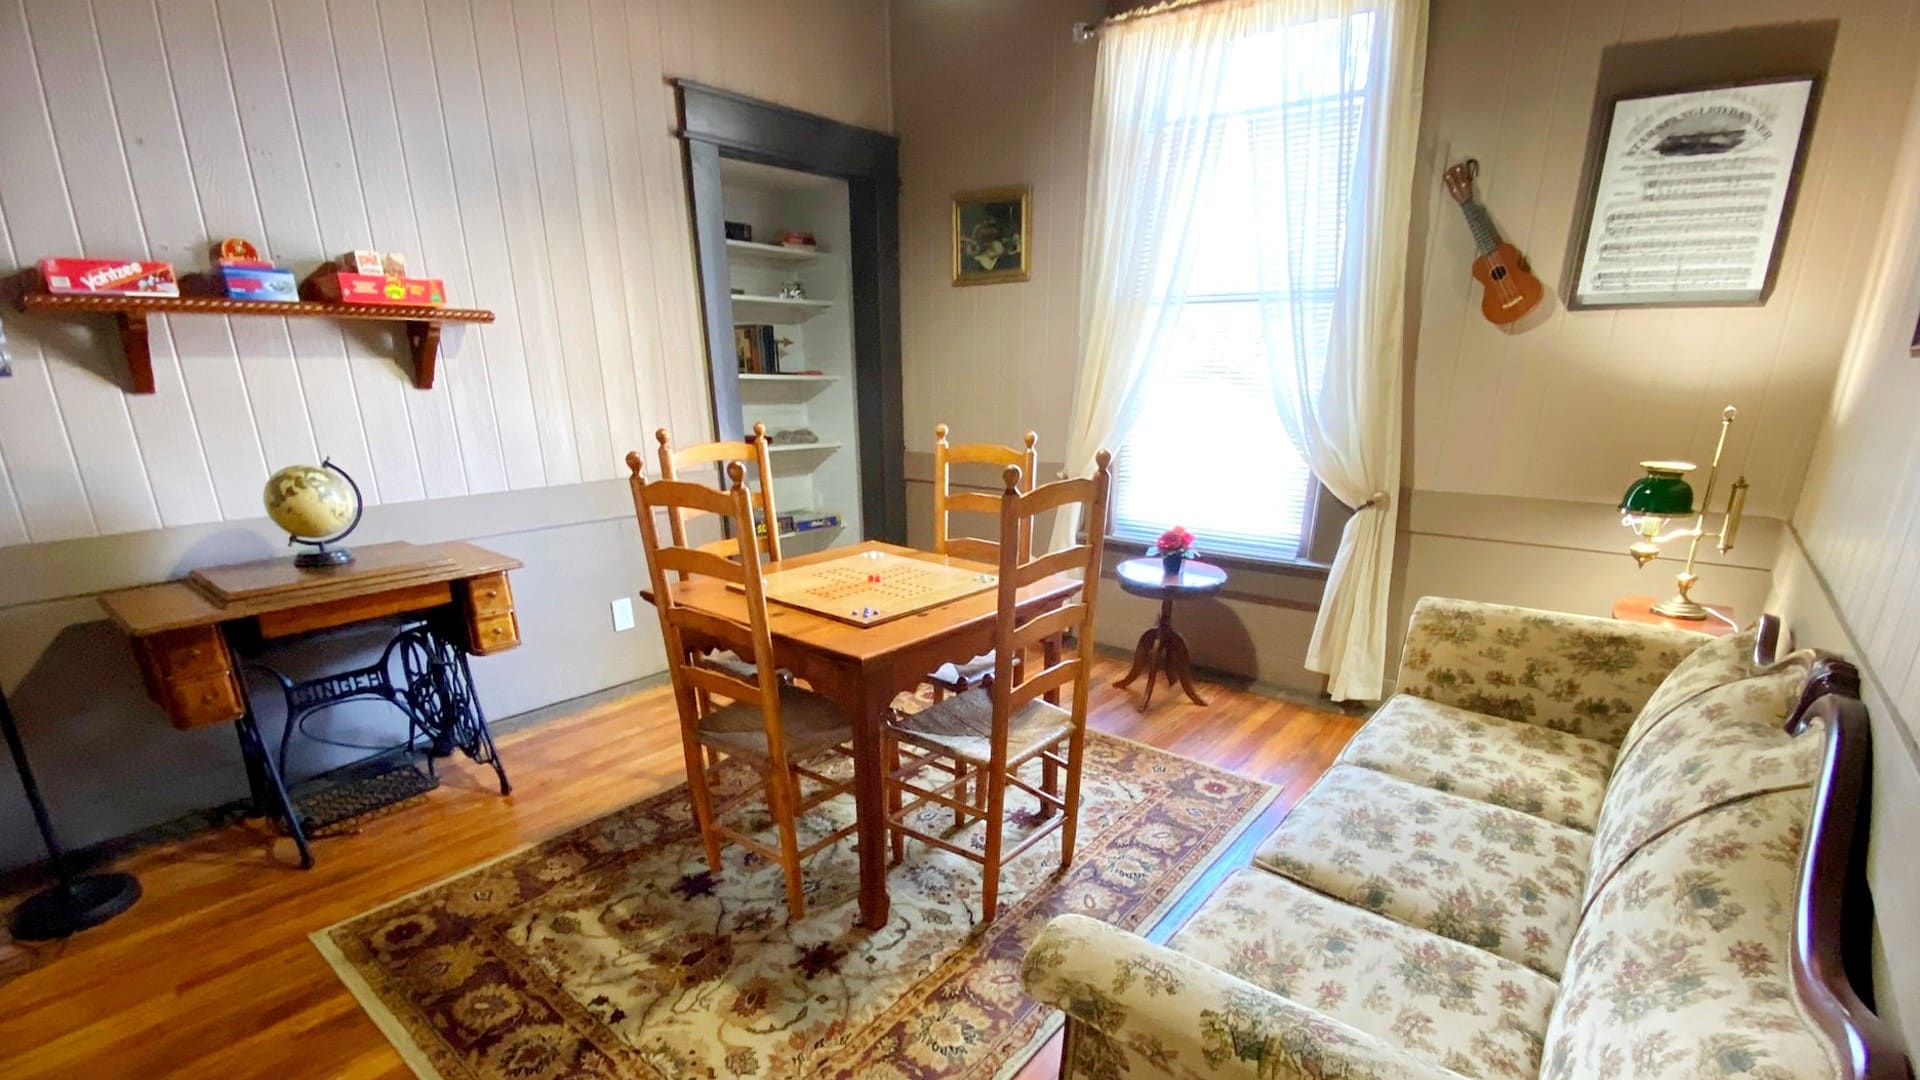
[1112,558,1228,709]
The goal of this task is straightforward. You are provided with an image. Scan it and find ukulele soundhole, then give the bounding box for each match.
[1490,265,1508,280]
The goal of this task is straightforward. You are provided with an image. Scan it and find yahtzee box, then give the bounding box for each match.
[39,257,179,297]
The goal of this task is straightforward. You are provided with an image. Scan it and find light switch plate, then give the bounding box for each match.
[610,596,635,632]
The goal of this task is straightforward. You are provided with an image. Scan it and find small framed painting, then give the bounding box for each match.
[952,187,1030,286]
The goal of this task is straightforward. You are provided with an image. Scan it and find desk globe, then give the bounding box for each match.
[264,460,363,567]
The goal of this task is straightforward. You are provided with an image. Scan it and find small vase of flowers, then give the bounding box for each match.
[1152,527,1198,575]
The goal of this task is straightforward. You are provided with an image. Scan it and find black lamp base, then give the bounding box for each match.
[9,873,141,941]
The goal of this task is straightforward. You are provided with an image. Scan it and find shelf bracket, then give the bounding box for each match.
[115,311,156,394]
[405,321,441,390]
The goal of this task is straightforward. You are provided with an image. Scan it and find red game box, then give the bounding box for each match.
[307,272,445,307]
[39,257,179,297]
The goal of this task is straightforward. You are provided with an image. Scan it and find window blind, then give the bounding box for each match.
[1112,14,1372,565]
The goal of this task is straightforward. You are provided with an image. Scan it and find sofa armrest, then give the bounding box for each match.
[1020,915,1462,1080]
[1394,596,1708,744]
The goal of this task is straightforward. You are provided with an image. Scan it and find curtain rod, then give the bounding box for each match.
[1072,0,1242,42]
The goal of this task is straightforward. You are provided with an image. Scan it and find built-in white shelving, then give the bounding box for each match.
[738,373,839,402]
[766,441,844,455]
[722,157,862,553]
[726,238,824,262]
[730,295,833,324]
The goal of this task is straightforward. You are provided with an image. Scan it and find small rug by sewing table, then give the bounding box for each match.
[314,731,1274,1079]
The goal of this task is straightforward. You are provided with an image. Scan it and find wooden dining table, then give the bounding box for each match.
[643,539,1082,930]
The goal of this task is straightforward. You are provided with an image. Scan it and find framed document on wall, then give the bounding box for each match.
[1570,76,1817,309]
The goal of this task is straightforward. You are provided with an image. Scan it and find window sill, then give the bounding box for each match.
[1102,536,1331,581]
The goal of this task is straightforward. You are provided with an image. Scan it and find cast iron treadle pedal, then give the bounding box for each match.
[291,750,440,835]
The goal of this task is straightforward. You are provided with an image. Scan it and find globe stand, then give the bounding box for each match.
[274,459,363,571]
[294,544,355,569]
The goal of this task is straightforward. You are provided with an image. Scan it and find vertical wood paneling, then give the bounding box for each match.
[1409,0,1920,517]
[621,0,704,445]
[551,0,646,469]
[376,0,508,494]
[328,0,466,499]
[78,1,225,528]
[1788,73,1920,674]
[273,0,425,505]
[509,0,617,481]
[468,0,582,487]
[420,0,546,490]
[0,0,889,549]
[154,2,322,491]
[585,0,665,452]
[18,0,164,536]
[0,438,27,548]
[0,191,96,541]
[216,0,381,490]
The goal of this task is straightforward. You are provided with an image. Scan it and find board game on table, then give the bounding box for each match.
[755,549,998,627]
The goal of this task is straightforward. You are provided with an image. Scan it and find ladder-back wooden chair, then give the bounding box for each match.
[656,422,782,567]
[655,422,785,708]
[920,425,1039,826]
[885,451,1111,922]
[628,456,857,921]
[927,424,1038,697]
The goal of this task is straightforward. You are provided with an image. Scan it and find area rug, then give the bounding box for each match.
[313,731,1274,1079]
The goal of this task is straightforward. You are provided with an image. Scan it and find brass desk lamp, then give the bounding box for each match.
[1618,405,1750,620]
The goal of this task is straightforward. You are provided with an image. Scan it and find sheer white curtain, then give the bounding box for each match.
[1250,0,1425,701]
[1047,8,1241,557]
[1056,0,1426,701]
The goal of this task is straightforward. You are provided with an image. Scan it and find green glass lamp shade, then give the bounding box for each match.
[1620,461,1696,516]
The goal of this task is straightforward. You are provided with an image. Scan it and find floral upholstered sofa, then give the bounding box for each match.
[1022,597,1909,1080]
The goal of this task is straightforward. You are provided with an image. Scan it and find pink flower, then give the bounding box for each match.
[1153,526,1197,556]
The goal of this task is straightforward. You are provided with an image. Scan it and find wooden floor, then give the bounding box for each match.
[0,657,1360,1080]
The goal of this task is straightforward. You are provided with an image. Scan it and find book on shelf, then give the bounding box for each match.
[752,508,841,538]
[732,324,782,374]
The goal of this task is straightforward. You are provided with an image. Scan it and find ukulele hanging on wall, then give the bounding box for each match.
[1443,159,1544,326]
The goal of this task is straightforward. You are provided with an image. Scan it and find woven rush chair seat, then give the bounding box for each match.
[700,686,853,761]
[889,687,1073,767]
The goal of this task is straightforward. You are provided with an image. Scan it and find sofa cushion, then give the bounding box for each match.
[1339,695,1615,831]
[1542,788,1839,1080]
[1395,598,1705,744]
[1254,765,1590,978]
[1612,628,1761,770]
[1171,867,1559,1080]
[1584,658,1818,908]
[1022,914,1468,1080]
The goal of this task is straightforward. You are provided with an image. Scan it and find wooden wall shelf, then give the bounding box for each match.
[16,292,495,394]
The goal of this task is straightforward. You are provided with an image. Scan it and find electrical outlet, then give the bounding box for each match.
[610,596,636,632]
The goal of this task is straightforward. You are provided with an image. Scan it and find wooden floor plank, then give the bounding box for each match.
[0,657,1360,1079]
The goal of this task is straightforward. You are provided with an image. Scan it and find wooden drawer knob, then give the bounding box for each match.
[489,624,506,637]
[199,687,222,705]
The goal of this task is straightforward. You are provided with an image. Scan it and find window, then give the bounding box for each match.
[1110,13,1374,565]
